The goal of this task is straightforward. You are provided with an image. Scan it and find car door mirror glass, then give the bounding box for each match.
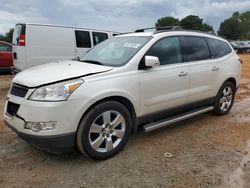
[145,56,160,67]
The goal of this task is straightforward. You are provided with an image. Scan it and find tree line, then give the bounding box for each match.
[155,11,250,40]
[0,28,14,43]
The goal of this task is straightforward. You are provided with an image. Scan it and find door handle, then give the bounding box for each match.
[212,66,219,71]
[178,71,188,76]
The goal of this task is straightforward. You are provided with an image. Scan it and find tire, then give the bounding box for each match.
[76,101,132,160]
[213,81,236,115]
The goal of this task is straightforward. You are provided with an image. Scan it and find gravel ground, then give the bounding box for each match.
[0,55,250,188]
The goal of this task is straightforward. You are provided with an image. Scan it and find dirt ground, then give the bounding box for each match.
[0,55,250,188]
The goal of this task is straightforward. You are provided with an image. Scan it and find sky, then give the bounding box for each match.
[0,0,250,35]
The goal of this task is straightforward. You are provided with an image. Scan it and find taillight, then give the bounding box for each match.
[19,34,25,46]
[239,58,243,64]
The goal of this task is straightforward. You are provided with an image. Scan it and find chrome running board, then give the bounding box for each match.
[143,106,214,132]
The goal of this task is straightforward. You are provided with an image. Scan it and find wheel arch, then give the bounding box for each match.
[77,96,139,133]
[224,77,237,90]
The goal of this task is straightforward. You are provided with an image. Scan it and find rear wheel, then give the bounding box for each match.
[214,81,236,115]
[76,101,132,160]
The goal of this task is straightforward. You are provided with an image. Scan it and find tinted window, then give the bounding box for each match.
[182,36,211,62]
[92,32,108,45]
[147,37,182,65]
[207,38,232,58]
[0,43,11,51]
[75,30,91,48]
[13,25,22,45]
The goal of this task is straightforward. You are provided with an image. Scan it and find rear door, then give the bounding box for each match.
[139,36,190,116]
[0,42,13,67]
[12,24,26,71]
[180,36,218,105]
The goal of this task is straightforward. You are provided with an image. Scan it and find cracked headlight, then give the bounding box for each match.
[28,79,84,101]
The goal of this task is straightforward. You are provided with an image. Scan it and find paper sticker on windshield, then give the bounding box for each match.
[123,43,141,48]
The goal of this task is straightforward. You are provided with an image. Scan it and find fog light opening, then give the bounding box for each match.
[24,122,56,132]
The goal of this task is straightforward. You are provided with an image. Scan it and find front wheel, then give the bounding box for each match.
[213,81,236,115]
[76,101,132,160]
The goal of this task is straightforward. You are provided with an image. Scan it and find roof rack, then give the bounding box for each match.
[135,26,182,33]
[117,26,217,37]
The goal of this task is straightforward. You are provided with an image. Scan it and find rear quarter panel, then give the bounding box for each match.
[216,52,241,94]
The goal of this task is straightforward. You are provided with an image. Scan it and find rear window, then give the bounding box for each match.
[92,32,108,46]
[75,30,91,48]
[207,38,232,58]
[12,24,23,45]
[181,36,211,62]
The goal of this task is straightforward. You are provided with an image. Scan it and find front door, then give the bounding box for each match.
[139,36,190,116]
[0,43,13,67]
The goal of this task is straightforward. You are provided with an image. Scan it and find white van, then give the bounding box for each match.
[12,23,119,72]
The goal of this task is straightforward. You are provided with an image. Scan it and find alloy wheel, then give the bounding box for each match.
[88,110,126,153]
[219,86,233,112]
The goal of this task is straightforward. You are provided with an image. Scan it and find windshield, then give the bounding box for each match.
[78,36,152,67]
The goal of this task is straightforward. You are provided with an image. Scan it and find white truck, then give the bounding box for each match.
[12,23,119,72]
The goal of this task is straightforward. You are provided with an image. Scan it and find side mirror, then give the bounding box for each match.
[145,56,160,67]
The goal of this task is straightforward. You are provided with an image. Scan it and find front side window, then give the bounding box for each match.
[147,37,182,65]
[181,36,211,62]
[79,36,151,67]
[207,38,232,58]
[75,30,91,48]
[92,32,108,46]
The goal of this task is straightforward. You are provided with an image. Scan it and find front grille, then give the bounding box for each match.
[7,102,20,116]
[10,83,29,98]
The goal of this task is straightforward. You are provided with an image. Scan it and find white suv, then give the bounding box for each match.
[4,28,242,160]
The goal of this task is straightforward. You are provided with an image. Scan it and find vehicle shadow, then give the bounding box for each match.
[25,112,215,163]
[0,71,12,76]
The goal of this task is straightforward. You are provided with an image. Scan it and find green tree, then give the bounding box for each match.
[201,23,214,32]
[0,28,14,43]
[218,11,250,40]
[240,11,250,39]
[179,15,214,32]
[180,15,203,30]
[218,17,242,40]
[155,16,180,27]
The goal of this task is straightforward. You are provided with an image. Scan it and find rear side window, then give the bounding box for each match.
[207,38,232,58]
[75,30,91,48]
[92,32,108,46]
[147,37,182,65]
[181,36,211,62]
[0,43,12,51]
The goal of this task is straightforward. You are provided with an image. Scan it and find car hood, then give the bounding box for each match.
[13,60,113,87]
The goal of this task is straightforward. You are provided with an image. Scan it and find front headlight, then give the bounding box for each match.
[28,79,84,101]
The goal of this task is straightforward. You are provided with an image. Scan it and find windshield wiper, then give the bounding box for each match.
[72,56,80,61]
[81,59,104,65]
